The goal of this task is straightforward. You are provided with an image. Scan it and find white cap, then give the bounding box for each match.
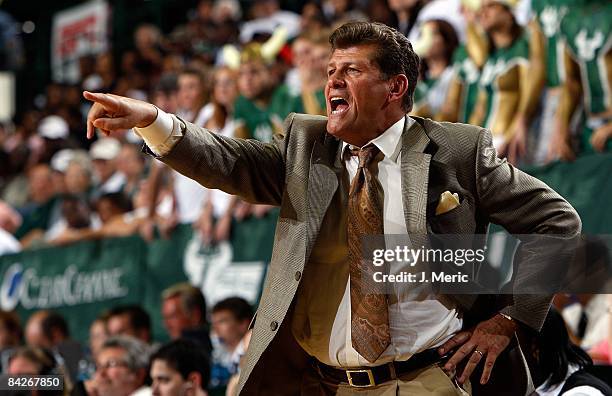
[38,115,69,140]
[50,149,75,172]
[51,149,91,172]
[90,138,121,161]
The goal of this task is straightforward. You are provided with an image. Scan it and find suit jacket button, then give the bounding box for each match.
[270,321,278,331]
[295,271,302,281]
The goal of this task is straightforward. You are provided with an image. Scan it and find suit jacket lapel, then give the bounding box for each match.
[401,116,431,235]
[305,134,343,260]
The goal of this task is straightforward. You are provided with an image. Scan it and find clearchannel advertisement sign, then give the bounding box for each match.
[0,262,129,311]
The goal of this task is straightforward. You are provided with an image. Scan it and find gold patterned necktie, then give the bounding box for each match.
[347,144,390,363]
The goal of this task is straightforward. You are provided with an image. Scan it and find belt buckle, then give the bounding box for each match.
[346,369,375,387]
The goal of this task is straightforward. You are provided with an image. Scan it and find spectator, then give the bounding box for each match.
[407,0,466,43]
[131,24,164,83]
[161,283,212,357]
[209,297,252,390]
[438,4,482,124]
[85,52,117,93]
[70,314,112,395]
[388,0,424,37]
[89,138,126,198]
[224,330,252,396]
[320,0,367,25]
[190,66,239,243]
[15,164,62,245]
[299,2,327,33]
[410,19,459,119]
[233,40,301,142]
[47,195,94,245]
[239,0,301,43]
[64,157,93,197]
[49,149,71,196]
[145,70,209,233]
[200,67,239,136]
[23,163,57,210]
[89,314,110,362]
[468,0,535,164]
[150,339,210,396]
[285,31,329,116]
[30,114,71,166]
[177,68,209,124]
[529,308,612,395]
[116,143,146,200]
[95,192,133,225]
[549,1,612,160]
[8,346,66,395]
[151,73,179,115]
[24,310,85,383]
[0,310,22,372]
[106,305,152,344]
[1,111,38,209]
[93,336,151,396]
[0,200,21,255]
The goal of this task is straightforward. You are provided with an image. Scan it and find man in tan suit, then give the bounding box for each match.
[84,22,580,396]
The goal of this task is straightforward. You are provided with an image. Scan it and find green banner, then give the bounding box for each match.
[0,210,278,344]
[525,153,612,234]
[0,236,146,343]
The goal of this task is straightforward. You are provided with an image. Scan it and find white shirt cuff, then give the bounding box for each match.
[133,108,181,156]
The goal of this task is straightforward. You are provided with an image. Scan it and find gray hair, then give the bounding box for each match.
[101,335,151,371]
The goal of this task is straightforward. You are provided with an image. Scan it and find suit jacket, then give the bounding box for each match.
[159,114,581,395]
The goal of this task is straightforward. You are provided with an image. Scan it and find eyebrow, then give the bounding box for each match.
[327,59,370,69]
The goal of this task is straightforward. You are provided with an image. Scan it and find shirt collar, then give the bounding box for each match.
[341,116,411,163]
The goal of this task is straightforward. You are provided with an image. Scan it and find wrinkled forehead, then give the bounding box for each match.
[328,44,379,67]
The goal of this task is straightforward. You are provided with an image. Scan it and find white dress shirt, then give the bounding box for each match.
[331,116,462,367]
[135,111,462,367]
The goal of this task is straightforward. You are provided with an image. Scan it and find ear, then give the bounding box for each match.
[388,74,409,106]
[187,372,202,388]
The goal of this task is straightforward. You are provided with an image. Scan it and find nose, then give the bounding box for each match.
[327,72,346,89]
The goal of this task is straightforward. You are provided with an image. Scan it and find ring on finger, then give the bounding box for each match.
[474,349,484,357]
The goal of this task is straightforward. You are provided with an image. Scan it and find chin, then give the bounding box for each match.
[326,124,345,138]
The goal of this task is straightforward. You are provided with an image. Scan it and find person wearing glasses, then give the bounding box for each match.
[93,336,151,396]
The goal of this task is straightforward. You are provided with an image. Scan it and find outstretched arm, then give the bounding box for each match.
[84,91,287,205]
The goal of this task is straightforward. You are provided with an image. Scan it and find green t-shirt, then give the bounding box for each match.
[234,84,303,142]
[479,32,530,130]
[452,45,481,123]
[559,1,611,115]
[532,0,570,87]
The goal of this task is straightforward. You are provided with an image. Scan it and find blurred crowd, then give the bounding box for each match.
[0,0,611,394]
[0,285,610,396]
[0,0,611,255]
[0,282,254,396]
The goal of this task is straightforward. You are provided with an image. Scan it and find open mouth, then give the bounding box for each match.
[330,97,349,115]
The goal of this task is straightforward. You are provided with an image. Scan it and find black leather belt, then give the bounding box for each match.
[315,348,445,388]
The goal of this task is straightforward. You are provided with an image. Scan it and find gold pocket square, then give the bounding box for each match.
[435,191,460,215]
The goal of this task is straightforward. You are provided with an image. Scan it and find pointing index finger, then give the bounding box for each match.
[83,91,119,110]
